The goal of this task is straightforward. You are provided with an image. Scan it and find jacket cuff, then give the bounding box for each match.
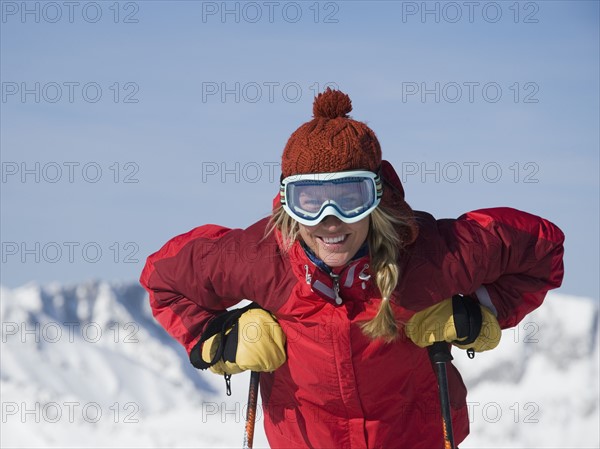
[475,285,498,317]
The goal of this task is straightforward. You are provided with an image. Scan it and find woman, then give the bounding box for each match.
[140,89,564,448]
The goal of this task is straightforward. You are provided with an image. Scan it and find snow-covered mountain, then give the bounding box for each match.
[1,281,598,448]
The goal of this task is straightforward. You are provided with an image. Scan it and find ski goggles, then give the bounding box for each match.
[280,170,383,226]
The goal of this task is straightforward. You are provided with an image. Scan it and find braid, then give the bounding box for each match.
[360,207,405,342]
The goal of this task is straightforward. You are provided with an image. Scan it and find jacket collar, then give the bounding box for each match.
[299,240,369,276]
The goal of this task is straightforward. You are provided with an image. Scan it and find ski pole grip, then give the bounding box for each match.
[428,341,454,364]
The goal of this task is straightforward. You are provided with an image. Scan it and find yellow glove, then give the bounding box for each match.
[405,295,501,352]
[194,305,286,375]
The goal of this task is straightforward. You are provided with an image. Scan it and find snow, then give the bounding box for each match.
[1,282,598,448]
[454,293,600,448]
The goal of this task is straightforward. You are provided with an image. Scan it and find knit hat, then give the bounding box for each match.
[281,89,381,176]
[280,88,418,244]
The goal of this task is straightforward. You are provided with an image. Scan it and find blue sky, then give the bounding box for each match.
[1,1,598,299]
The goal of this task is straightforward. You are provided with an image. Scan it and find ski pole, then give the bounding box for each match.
[243,371,261,449]
[428,342,456,449]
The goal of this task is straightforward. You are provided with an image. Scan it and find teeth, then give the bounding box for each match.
[322,235,345,244]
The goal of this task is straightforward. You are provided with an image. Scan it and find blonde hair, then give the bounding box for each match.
[269,206,300,252]
[268,206,413,342]
[361,207,405,342]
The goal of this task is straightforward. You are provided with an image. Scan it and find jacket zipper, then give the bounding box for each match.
[330,273,342,305]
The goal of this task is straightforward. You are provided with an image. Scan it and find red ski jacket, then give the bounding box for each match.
[140,206,564,449]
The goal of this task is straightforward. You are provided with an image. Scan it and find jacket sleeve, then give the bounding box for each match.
[406,207,565,329]
[452,207,564,328]
[139,223,260,354]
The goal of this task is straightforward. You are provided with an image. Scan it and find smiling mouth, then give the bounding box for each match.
[318,235,348,245]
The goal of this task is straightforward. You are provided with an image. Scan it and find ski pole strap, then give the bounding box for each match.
[189,302,261,370]
[451,294,483,346]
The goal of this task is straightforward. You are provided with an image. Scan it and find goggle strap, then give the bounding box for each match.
[279,184,286,205]
[375,175,383,199]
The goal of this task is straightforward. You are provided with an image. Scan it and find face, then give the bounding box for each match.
[298,215,370,268]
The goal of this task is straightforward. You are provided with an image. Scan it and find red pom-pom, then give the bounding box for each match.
[313,88,352,119]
